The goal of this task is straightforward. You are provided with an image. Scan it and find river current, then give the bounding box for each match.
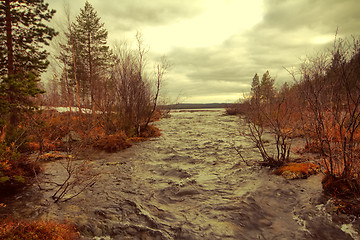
[2,109,360,239]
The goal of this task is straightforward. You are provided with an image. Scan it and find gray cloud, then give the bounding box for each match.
[93,0,204,31]
[46,0,360,103]
[163,0,360,102]
[48,0,203,32]
[262,0,360,34]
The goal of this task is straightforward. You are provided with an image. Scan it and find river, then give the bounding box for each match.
[1,109,360,239]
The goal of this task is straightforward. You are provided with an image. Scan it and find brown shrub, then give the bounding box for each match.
[225,102,251,115]
[139,125,161,138]
[0,148,41,194]
[93,131,132,152]
[0,218,80,240]
[322,174,360,198]
[127,137,147,143]
[274,162,320,179]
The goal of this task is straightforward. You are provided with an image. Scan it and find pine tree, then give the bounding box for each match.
[0,0,57,127]
[260,70,275,102]
[70,1,110,110]
[251,73,260,104]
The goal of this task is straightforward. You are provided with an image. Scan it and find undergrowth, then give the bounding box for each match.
[0,218,80,240]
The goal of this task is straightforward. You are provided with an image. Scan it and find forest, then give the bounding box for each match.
[1,0,360,239]
[0,1,166,238]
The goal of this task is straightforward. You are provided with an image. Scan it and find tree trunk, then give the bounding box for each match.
[5,0,18,126]
[5,0,14,75]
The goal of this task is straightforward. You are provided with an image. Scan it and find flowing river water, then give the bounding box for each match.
[2,109,360,239]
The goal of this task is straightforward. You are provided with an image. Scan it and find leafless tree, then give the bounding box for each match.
[294,35,360,183]
[243,75,298,167]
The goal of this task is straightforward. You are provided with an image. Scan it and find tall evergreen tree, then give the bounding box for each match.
[260,70,275,102]
[69,1,110,109]
[0,0,57,127]
[251,73,260,103]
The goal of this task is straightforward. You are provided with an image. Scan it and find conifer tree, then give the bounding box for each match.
[69,1,110,110]
[260,70,275,102]
[0,0,57,127]
[251,73,260,104]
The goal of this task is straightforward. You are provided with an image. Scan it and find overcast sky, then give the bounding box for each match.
[47,0,360,103]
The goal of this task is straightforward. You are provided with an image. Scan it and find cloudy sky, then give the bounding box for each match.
[47,0,360,103]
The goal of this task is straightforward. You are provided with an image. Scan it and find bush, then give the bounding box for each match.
[93,131,132,152]
[273,162,320,179]
[139,125,161,138]
[0,143,40,193]
[322,173,360,198]
[225,102,251,115]
[0,218,80,240]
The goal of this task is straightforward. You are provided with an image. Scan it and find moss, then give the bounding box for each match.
[38,152,66,161]
[0,176,9,183]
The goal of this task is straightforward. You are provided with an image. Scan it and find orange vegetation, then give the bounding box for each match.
[0,219,80,240]
[139,125,161,138]
[38,152,67,161]
[93,131,132,152]
[0,144,40,192]
[274,162,320,179]
[127,137,147,143]
[322,174,359,197]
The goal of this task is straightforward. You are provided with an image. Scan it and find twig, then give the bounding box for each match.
[231,143,251,166]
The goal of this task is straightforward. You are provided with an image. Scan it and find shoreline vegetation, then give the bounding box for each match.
[225,34,360,217]
[1,1,165,238]
[0,0,359,238]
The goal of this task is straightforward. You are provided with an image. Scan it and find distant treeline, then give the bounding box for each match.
[162,103,230,109]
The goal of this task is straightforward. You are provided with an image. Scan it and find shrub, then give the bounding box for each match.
[0,218,80,240]
[139,125,161,138]
[274,162,320,179]
[322,173,360,198]
[127,137,147,143]
[93,131,132,152]
[225,102,251,115]
[0,143,40,192]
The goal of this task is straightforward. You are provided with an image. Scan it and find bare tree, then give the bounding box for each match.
[51,154,98,203]
[294,35,360,184]
[145,56,169,128]
[243,72,298,167]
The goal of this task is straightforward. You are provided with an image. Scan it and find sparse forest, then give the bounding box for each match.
[1,0,360,239]
[227,35,360,215]
[0,1,165,238]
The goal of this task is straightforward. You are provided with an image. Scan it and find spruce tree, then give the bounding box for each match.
[0,0,57,127]
[260,70,275,102]
[70,1,110,110]
[251,73,260,104]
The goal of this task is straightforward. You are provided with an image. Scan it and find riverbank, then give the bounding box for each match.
[1,109,359,239]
